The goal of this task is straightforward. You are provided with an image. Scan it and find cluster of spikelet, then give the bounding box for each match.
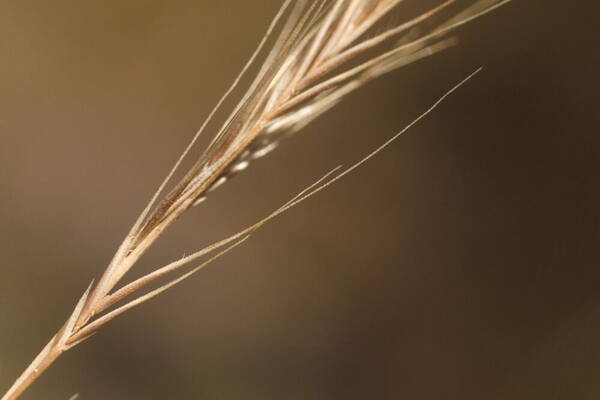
[2,1,510,399]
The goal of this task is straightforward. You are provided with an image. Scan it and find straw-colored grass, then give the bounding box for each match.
[1,1,511,398]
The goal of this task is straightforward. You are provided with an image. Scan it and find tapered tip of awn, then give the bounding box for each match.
[285,67,484,206]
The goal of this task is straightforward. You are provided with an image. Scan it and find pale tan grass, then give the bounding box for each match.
[1,1,511,398]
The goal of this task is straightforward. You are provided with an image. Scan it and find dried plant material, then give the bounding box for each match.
[1,1,511,399]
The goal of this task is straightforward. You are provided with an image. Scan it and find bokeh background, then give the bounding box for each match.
[1,1,598,399]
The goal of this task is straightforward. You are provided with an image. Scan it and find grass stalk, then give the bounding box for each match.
[1,1,511,398]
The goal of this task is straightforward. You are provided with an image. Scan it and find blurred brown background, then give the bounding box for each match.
[1,1,598,399]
